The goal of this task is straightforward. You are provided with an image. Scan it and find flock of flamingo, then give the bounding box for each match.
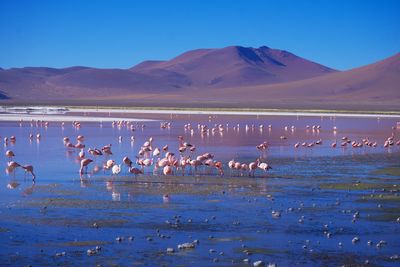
[3,118,400,181]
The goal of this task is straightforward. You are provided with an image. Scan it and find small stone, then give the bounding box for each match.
[271,210,281,218]
[128,236,134,241]
[87,249,97,256]
[166,247,175,253]
[376,240,387,248]
[209,249,216,253]
[243,258,250,263]
[178,242,195,249]
[352,236,360,244]
[253,260,265,267]
[146,237,153,241]
[116,236,123,242]
[95,246,101,251]
[367,240,373,246]
[55,252,66,257]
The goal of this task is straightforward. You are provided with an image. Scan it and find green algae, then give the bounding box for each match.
[233,247,287,255]
[359,194,400,202]
[372,167,400,177]
[60,240,110,247]
[319,182,399,191]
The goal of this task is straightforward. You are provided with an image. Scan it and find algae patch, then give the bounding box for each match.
[372,167,400,177]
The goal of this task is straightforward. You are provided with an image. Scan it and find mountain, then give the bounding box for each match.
[0,46,399,110]
[214,52,400,110]
[0,46,335,100]
[130,46,336,88]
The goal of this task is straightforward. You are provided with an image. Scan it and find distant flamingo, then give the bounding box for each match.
[88,148,103,157]
[163,165,173,175]
[129,167,143,176]
[80,158,93,174]
[21,165,36,180]
[5,150,15,160]
[78,150,85,159]
[258,160,272,175]
[249,160,258,177]
[112,164,121,175]
[122,156,133,168]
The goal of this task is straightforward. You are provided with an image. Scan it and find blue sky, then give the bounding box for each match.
[0,0,399,70]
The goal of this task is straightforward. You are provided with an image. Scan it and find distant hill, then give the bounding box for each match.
[0,46,399,110]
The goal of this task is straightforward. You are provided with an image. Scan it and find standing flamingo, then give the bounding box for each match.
[22,165,36,180]
[258,160,272,175]
[80,158,93,174]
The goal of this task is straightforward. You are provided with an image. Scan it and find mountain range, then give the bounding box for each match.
[0,45,399,110]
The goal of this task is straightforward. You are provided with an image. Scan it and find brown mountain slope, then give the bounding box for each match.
[0,45,336,102]
[208,52,400,109]
[131,46,336,88]
[0,47,398,111]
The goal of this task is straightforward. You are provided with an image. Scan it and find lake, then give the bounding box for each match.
[0,113,399,266]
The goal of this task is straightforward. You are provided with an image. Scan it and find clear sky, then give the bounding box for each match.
[0,0,399,70]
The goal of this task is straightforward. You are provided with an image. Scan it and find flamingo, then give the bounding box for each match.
[21,165,36,180]
[214,161,224,176]
[240,163,249,176]
[112,164,121,175]
[138,158,153,174]
[6,161,21,176]
[163,165,173,175]
[102,144,113,156]
[258,160,272,175]
[78,150,85,160]
[80,159,93,174]
[153,147,161,157]
[75,143,85,149]
[234,161,241,176]
[178,156,188,175]
[5,150,15,160]
[122,156,133,168]
[88,148,103,157]
[228,159,235,175]
[248,160,258,177]
[129,167,143,176]
[189,159,202,175]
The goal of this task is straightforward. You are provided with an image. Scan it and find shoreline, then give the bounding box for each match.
[69,107,400,118]
[1,105,400,119]
[0,113,156,122]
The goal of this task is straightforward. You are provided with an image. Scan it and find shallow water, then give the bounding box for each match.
[0,114,399,266]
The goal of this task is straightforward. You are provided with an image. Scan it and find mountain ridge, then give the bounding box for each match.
[0,46,398,110]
